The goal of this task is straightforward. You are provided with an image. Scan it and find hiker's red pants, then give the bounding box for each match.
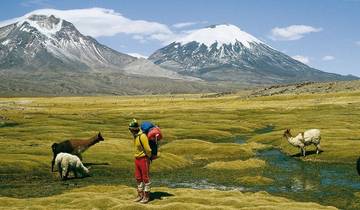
[135,156,150,183]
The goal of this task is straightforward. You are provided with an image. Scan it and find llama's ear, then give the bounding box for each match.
[97,132,104,141]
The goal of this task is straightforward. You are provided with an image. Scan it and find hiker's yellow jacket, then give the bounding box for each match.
[134,132,152,158]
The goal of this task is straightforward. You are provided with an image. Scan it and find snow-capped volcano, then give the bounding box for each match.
[149,24,356,84]
[177,24,262,48]
[0,14,135,71]
[0,14,205,95]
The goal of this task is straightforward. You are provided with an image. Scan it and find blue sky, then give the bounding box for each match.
[0,0,359,76]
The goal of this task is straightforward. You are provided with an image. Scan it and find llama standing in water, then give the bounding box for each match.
[51,132,104,171]
[283,129,321,157]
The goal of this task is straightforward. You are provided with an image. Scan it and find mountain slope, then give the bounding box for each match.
[0,70,234,96]
[149,24,357,84]
[122,58,201,81]
[0,14,135,72]
[0,14,212,95]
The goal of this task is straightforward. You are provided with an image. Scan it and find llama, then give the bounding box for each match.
[55,152,90,180]
[51,132,104,172]
[283,129,321,157]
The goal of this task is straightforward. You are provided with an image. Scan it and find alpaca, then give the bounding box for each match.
[283,129,321,157]
[54,152,90,180]
[51,132,104,172]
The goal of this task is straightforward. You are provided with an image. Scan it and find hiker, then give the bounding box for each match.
[129,119,152,204]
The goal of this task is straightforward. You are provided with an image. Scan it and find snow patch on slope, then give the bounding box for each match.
[127,53,148,59]
[1,39,10,45]
[17,15,63,38]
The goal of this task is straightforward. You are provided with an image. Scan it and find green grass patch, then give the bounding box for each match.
[0,92,359,209]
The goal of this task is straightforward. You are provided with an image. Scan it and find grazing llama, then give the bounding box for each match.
[55,152,90,180]
[51,132,104,171]
[283,129,321,157]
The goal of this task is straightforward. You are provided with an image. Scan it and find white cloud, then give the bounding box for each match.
[173,22,198,28]
[270,25,322,41]
[292,55,310,64]
[127,53,148,59]
[172,21,208,29]
[322,55,335,61]
[0,8,174,42]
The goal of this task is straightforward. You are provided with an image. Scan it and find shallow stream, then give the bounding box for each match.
[159,128,360,209]
[255,148,360,209]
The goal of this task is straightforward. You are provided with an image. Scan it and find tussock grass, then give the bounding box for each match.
[236,176,274,185]
[1,91,360,209]
[151,153,192,172]
[161,139,269,161]
[204,159,266,170]
[0,185,337,210]
[350,192,360,209]
[0,154,48,174]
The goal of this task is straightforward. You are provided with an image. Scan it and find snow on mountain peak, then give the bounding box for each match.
[17,15,63,37]
[176,24,262,48]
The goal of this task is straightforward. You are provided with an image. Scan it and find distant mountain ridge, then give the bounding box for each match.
[149,24,357,84]
[0,14,135,72]
[0,15,357,96]
[0,14,209,96]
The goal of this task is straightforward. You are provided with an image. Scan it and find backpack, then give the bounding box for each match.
[141,121,155,134]
[140,122,163,160]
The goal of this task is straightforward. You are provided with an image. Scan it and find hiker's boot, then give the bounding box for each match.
[133,190,144,202]
[133,182,144,202]
[140,182,151,204]
[140,191,150,204]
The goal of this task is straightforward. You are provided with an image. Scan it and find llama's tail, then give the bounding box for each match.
[51,143,58,172]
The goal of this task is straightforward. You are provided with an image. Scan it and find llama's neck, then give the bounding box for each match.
[285,136,292,143]
[285,135,297,145]
[88,136,99,147]
[75,136,99,153]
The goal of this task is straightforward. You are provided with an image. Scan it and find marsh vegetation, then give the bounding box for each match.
[0,91,360,209]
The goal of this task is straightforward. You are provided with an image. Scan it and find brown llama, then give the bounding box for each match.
[51,132,104,172]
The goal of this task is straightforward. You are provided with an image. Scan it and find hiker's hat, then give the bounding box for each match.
[129,119,139,129]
